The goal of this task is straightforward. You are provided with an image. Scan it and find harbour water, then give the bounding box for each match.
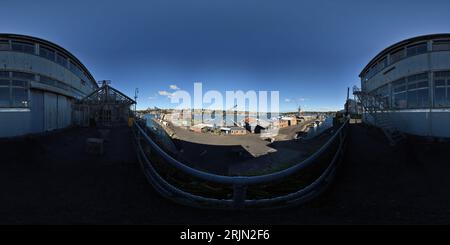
[188,113,272,127]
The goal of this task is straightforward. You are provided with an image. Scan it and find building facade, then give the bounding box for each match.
[0,34,98,137]
[359,34,450,138]
[345,99,362,116]
[276,119,289,129]
[230,126,247,135]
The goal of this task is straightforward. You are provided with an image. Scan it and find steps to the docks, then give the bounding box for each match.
[353,86,405,146]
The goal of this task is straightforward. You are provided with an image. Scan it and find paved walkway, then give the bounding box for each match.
[1,124,450,224]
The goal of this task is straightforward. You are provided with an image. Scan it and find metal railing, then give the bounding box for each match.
[353,86,404,145]
[132,118,349,209]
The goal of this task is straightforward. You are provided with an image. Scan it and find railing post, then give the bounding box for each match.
[232,184,247,208]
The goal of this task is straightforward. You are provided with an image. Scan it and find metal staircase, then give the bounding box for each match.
[353,86,405,146]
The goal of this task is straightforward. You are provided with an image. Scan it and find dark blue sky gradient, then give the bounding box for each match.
[2,0,450,111]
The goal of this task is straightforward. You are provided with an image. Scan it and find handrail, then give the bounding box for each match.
[133,119,348,186]
[132,117,349,208]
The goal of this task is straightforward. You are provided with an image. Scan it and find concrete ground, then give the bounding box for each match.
[171,125,274,157]
[169,121,332,175]
[1,124,450,224]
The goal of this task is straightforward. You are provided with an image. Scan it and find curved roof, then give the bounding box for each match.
[360,33,450,77]
[0,33,97,88]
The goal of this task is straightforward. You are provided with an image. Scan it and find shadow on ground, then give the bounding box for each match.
[1,124,450,224]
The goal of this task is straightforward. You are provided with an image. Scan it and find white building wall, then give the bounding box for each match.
[0,52,93,95]
[365,53,431,92]
[361,36,450,138]
[0,36,97,138]
[0,110,31,137]
[364,51,450,92]
[364,110,450,138]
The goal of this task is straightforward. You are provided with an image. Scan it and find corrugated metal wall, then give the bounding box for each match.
[30,90,44,133]
[44,92,58,131]
[57,95,70,129]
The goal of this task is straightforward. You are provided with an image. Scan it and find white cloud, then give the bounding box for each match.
[158,90,174,98]
[169,85,180,90]
[285,97,308,103]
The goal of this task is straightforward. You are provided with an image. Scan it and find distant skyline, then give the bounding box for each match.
[2,0,450,111]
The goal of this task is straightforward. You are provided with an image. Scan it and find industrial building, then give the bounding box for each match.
[229,126,247,135]
[345,99,363,116]
[281,117,298,126]
[190,123,214,133]
[0,34,98,137]
[355,34,450,140]
[277,119,289,129]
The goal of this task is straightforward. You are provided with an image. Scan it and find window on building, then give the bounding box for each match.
[12,80,28,87]
[39,75,57,86]
[12,71,35,81]
[434,71,450,108]
[366,57,389,80]
[39,75,70,91]
[70,61,83,77]
[0,78,29,108]
[392,78,407,109]
[11,80,29,107]
[11,40,35,54]
[390,48,406,64]
[0,71,9,78]
[56,81,69,91]
[406,42,428,57]
[0,79,10,107]
[407,72,429,109]
[0,79,9,86]
[432,40,450,51]
[39,45,55,61]
[367,66,375,79]
[374,84,390,109]
[376,57,388,71]
[56,52,68,67]
[82,72,90,83]
[0,39,10,51]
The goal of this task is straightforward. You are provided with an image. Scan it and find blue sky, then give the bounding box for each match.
[2,0,450,111]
